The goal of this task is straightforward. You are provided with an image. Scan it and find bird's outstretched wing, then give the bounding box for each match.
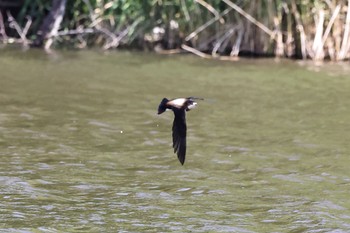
[188,96,204,101]
[172,108,187,165]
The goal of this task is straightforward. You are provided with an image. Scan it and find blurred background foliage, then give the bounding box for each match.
[1,0,350,60]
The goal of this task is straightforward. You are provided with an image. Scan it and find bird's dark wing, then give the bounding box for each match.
[172,108,187,165]
[188,96,204,101]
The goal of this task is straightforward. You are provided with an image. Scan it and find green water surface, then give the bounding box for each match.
[1,49,350,232]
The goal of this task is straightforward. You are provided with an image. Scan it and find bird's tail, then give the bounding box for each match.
[160,98,169,105]
[158,98,169,114]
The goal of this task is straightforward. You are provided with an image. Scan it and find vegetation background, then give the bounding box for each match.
[1,0,350,61]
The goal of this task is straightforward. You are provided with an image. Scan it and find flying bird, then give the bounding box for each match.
[157,97,202,165]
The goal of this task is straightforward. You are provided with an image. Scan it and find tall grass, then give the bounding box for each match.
[1,0,350,60]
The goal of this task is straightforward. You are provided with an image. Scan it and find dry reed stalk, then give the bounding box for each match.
[42,0,67,50]
[344,35,350,59]
[194,0,225,24]
[327,39,335,59]
[230,25,244,56]
[30,0,67,49]
[180,0,191,21]
[318,4,341,60]
[181,44,213,58]
[291,0,307,59]
[155,48,183,54]
[57,28,95,36]
[82,0,120,49]
[6,11,29,46]
[267,0,284,56]
[282,3,294,57]
[0,11,7,41]
[273,16,284,57]
[338,1,350,60]
[182,43,238,60]
[103,27,128,49]
[212,27,235,56]
[222,0,275,38]
[196,32,221,50]
[22,16,32,37]
[241,2,254,53]
[185,8,232,42]
[331,7,342,59]
[313,9,325,60]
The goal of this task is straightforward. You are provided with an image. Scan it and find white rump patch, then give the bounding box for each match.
[168,98,187,108]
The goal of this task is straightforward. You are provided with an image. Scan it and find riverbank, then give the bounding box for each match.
[1,0,350,61]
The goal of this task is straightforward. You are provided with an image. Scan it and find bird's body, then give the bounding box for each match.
[158,97,202,165]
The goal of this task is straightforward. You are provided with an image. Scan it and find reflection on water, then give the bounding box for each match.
[1,49,350,232]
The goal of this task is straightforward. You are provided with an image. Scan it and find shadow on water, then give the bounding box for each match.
[1,49,350,232]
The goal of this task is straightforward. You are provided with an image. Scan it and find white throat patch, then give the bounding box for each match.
[187,102,197,110]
